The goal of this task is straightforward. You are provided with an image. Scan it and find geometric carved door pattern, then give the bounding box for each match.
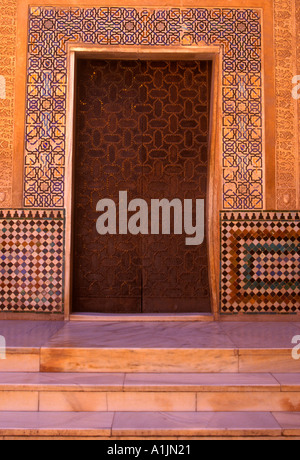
[72,59,212,313]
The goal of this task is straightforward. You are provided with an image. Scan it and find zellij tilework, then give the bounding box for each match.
[221,212,300,314]
[0,209,64,313]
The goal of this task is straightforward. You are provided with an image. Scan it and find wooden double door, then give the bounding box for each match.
[72,59,212,313]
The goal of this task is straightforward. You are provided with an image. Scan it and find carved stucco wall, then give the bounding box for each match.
[0,0,16,208]
[297,0,300,209]
[0,1,299,210]
[274,0,299,210]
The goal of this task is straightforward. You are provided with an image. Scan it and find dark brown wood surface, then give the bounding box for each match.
[72,59,212,313]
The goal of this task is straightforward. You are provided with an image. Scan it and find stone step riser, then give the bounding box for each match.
[2,389,300,412]
[1,348,298,374]
[40,348,299,374]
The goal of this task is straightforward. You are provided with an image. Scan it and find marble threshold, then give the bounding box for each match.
[70,313,214,322]
[1,320,300,349]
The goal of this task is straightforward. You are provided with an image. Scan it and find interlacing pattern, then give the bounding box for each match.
[25,7,263,209]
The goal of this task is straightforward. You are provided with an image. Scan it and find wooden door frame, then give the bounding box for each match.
[64,44,223,320]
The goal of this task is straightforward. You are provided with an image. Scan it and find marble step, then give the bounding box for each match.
[0,411,299,439]
[0,372,300,412]
[1,321,300,373]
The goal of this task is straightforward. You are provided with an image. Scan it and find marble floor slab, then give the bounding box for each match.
[273,374,300,391]
[123,373,280,392]
[0,321,64,349]
[0,372,288,392]
[0,320,298,351]
[0,412,114,436]
[272,412,300,435]
[219,322,300,349]
[0,372,125,391]
[112,411,282,437]
[42,321,300,350]
[0,411,285,438]
[43,321,236,349]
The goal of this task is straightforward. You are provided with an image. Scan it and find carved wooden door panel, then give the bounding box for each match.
[72,59,212,313]
[72,60,143,313]
[140,61,211,313]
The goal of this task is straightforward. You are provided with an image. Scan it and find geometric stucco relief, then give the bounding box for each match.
[0,0,17,209]
[24,6,264,209]
[297,0,300,209]
[274,0,299,209]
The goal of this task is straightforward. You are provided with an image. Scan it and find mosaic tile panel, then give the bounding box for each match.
[221,212,300,314]
[0,209,64,313]
[25,7,263,209]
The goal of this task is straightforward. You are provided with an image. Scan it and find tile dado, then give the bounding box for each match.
[24,6,263,210]
[0,209,64,313]
[221,211,300,315]
[0,210,298,315]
